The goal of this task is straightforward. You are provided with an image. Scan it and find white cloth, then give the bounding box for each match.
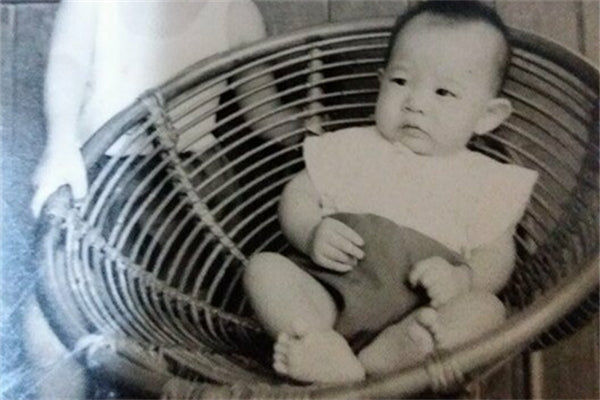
[303,126,538,253]
[78,1,257,155]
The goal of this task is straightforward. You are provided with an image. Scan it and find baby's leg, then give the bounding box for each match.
[358,291,505,376]
[244,253,365,383]
[357,308,434,376]
[244,252,338,335]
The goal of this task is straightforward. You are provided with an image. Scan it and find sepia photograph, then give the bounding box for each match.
[1,0,598,398]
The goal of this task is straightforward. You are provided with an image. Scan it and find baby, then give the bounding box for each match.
[244,0,538,384]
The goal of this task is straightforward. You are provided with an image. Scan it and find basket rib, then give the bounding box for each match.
[37,19,598,397]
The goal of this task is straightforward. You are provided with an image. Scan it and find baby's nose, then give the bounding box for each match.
[403,90,426,114]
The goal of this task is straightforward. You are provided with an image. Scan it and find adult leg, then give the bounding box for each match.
[358,291,505,376]
[244,252,365,382]
[23,295,87,399]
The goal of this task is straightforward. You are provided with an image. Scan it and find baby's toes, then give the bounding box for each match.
[273,342,289,374]
[407,322,433,350]
[274,335,291,356]
[274,344,287,362]
[273,360,288,374]
[416,307,438,327]
[416,308,445,341]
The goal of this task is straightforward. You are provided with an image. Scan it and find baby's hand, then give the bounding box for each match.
[409,257,472,308]
[309,218,365,272]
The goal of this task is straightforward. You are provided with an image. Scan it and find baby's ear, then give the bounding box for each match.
[377,68,385,82]
[473,98,513,135]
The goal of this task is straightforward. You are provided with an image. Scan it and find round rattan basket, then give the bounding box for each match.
[37,19,598,398]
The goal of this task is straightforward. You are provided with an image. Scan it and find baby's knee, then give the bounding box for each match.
[454,291,505,321]
[440,291,506,338]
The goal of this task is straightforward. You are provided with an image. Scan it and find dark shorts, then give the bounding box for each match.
[290,213,465,347]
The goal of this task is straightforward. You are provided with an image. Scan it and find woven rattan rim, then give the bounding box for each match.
[38,18,598,398]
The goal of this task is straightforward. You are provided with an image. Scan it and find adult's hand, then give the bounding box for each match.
[31,146,87,218]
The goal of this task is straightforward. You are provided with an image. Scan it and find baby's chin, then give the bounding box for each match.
[390,137,433,156]
[390,135,469,157]
[376,127,440,156]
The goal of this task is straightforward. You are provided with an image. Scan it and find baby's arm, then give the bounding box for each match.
[279,170,364,272]
[410,229,515,306]
[227,1,302,145]
[278,170,322,253]
[31,1,97,216]
[464,228,516,293]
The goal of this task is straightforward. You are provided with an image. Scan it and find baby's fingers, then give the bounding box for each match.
[330,234,364,260]
[431,294,451,309]
[312,245,353,272]
[428,286,445,308]
[430,297,444,309]
[330,220,365,249]
[319,257,353,273]
[409,262,431,287]
[325,245,357,266]
[420,271,441,289]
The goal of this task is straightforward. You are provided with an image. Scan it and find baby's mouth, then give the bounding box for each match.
[401,124,426,136]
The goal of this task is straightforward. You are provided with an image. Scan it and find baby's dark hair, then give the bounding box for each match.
[384,0,512,93]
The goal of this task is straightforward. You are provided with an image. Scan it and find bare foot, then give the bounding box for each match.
[407,313,436,353]
[360,292,505,376]
[415,307,450,348]
[358,310,435,375]
[273,323,365,383]
[417,292,505,351]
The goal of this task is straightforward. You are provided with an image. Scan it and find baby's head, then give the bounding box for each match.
[375,0,513,156]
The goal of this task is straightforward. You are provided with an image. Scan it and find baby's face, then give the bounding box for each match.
[375,15,506,156]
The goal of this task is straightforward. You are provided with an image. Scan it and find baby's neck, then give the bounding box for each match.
[389,139,468,159]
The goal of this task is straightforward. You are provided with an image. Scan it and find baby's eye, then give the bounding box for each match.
[392,78,407,86]
[435,88,456,97]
